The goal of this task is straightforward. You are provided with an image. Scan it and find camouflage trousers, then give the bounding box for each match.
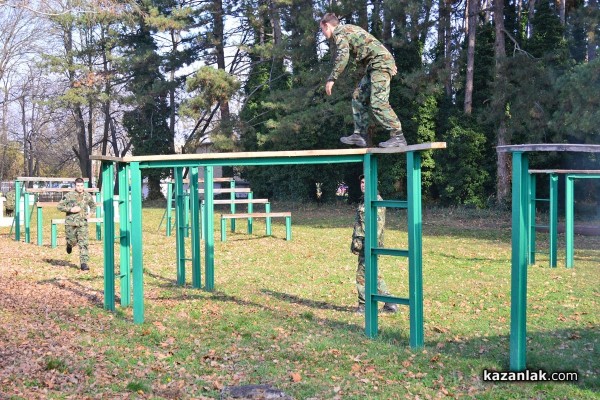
[352,69,402,137]
[66,223,89,264]
[356,254,389,305]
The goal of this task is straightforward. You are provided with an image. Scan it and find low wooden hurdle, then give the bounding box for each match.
[92,143,447,351]
[496,144,600,372]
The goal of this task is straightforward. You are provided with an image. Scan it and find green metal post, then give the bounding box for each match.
[166,180,173,236]
[364,153,379,338]
[118,163,131,307]
[130,162,144,323]
[285,216,292,240]
[96,192,102,240]
[51,223,57,248]
[221,218,227,241]
[24,192,30,243]
[37,206,43,246]
[204,166,215,291]
[230,179,236,231]
[200,201,205,240]
[102,161,116,312]
[248,192,254,234]
[407,151,424,348]
[14,180,21,241]
[565,175,575,268]
[190,166,202,289]
[510,151,529,371]
[549,174,558,268]
[185,187,190,238]
[174,167,186,285]
[528,174,536,265]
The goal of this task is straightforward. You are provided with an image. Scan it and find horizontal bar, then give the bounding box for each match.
[372,294,410,305]
[534,198,550,202]
[373,200,408,208]
[372,248,409,257]
[137,156,365,169]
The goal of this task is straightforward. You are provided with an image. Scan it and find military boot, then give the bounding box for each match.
[80,263,89,271]
[340,134,367,147]
[355,304,365,314]
[382,303,399,313]
[66,243,72,254]
[378,132,408,148]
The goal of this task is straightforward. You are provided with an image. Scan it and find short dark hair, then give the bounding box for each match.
[75,177,84,184]
[320,13,339,26]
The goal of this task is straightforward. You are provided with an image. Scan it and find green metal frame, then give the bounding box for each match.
[528,173,558,267]
[95,145,446,350]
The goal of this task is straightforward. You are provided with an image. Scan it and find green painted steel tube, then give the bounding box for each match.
[285,216,292,241]
[528,174,536,265]
[248,192,254,234]
[565,175,574,268]
[166,180,173,236]
[118,163,131,307]
[14,180,21,241]
[96,192,102,240]
[130,162,144,323]
[184,187,190,238]
[220,218,227,241]
[174,167,186,285]
[230,180,236,231]
[407,151,424,349]
[37,206,43,246]
[549,174,558,268]
[190,167,202,289]
[364,153,379,338]
[102,162,116,312]
[204,166,215,291]
[24,192,30,243]
[200,201,205,240]
[509,152,529,371]
[51,223,57,248]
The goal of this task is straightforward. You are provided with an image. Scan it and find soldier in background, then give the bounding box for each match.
[319,13,408,148]
[57,178,96,271]
[351,175,398,314]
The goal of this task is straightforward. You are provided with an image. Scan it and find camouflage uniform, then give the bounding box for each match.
[328,24,402,138]
[4,190,16,216]
[351,195,390,305]
[57,191,96,264]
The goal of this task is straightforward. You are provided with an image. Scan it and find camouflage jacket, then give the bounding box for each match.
[57,191,96,226]
[327,24,396,82]
[352,194,386,248]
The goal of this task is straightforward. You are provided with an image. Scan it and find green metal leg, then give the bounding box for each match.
[528,174,536,265]
[24,192,30,243]
[549,174,558,268]
[96,192,102,240]
[14,180,21,241]
[407,151,424,349]
[51,223,57,248]
[37,207,43,246]
[248,192,254,234]
[130,162,144,323]
[118,163,131,307]
[230,180,236,232]
[185,188,190,238]
[175,167,186,286]
[102,162,116,312]
[200,201,205,240]
[285,216,291,241]
[220,218,227,241]
[190,166,202,289]
[510,151,529,371]
[204,166,215,291]
[364,153,379,338]
[166,181,173,236]
[565,175,575,268]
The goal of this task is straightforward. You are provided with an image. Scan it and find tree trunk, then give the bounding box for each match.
[494,0,511,204]
[213,0,231,137]
[527,0,536,38]
[464,0,478,114]
[588,0,598,61]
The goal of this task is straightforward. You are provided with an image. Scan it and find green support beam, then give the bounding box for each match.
[190,166,202,288]
[102,162,116,312]
[130,162,144,323]
[118,163,131,307]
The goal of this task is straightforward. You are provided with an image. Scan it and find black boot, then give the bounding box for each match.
[378,133,408,148]
[80,263,89,271]
[66,243,72,254]
[382,303,399,313]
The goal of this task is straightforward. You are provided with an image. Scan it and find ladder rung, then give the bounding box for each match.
[180,258,193,261]
[372,294,410,305]
[534,198,550,202]
[372,200,407,209]
[534,224,549,228]
[372,247,409,257]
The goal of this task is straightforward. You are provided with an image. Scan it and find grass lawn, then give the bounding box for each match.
[0,202,598,399]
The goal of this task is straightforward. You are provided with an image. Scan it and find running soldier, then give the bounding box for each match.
[57,178,96,271]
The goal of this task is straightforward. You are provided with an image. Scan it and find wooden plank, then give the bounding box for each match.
[221,212,291,219]
[529,169,600,174]
[17,177,90,182]
[90,142,448,162]
[497,144,600,153]
[25,188,99,193]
